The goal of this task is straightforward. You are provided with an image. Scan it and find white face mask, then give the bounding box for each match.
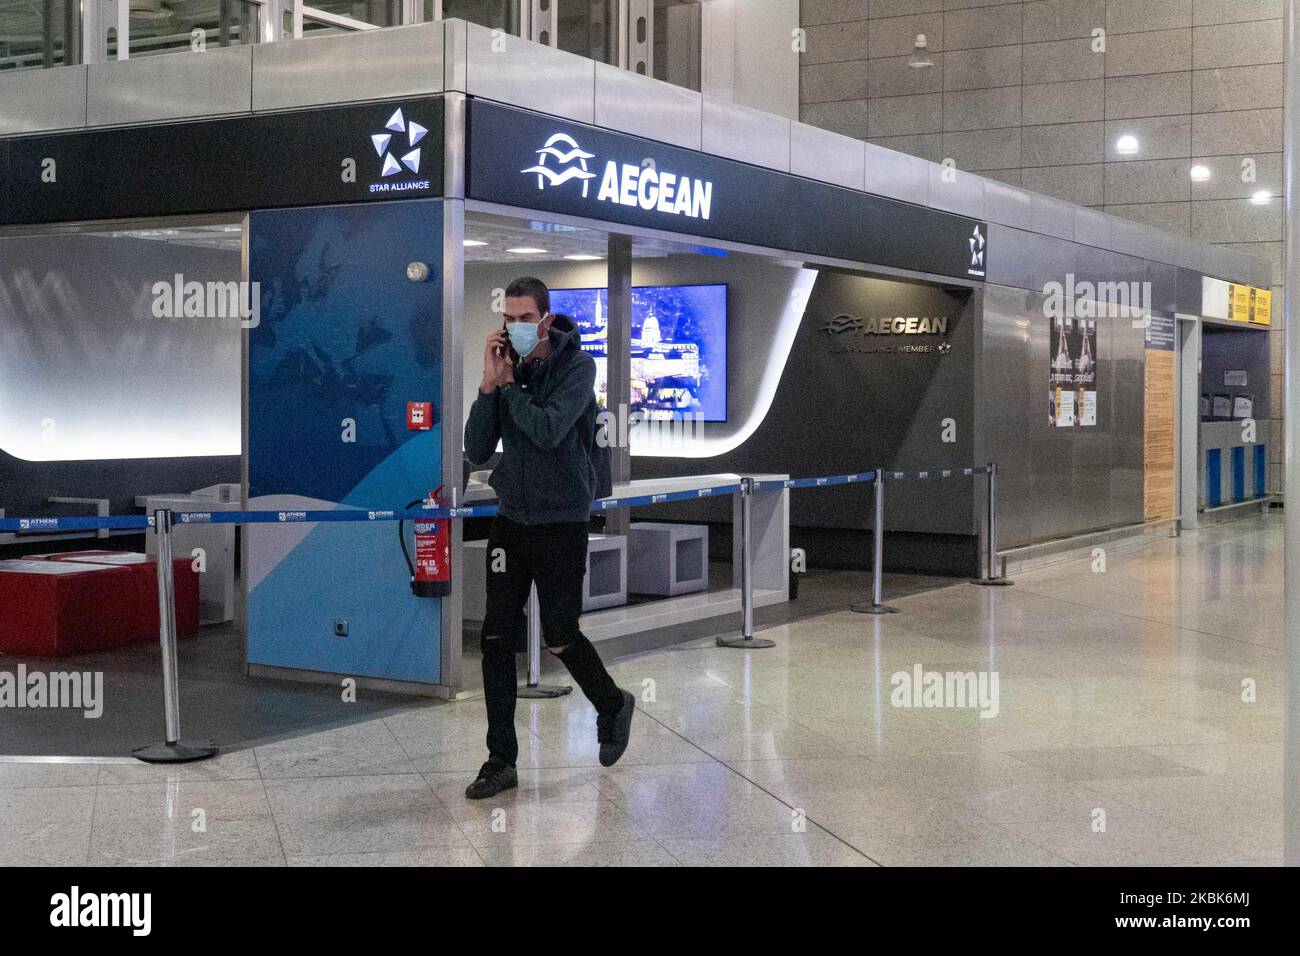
[505,321,542,358]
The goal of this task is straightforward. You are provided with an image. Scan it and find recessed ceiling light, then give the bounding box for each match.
[1116,135,1139,155]
[1250,191,1272,205]
[506,247,547,254]
[1190,165,1211,182]
[463,239,488,247]
[908,33,934,69]
[563,254,603,261]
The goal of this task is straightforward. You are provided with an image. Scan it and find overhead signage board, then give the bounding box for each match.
[1202,276,1271,328]
[0,98,444,226]
[466,99,988,283]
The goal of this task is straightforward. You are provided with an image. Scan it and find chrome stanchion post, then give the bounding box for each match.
[852,468,898,615]
[133,509,218,763]
[517,582,572,699]
[717,477,775,648]
[973,462,1014,587]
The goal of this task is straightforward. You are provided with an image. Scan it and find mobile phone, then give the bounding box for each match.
[498,318,518,362]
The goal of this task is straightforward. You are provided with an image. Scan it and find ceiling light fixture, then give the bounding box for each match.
[506,247,547,254]
[908,33,934,69]
[463,239,488,247]
[1116,135,1139,155]
[563,254,603,261]
[1250,191,1272,205]
[1190,165,1211,182]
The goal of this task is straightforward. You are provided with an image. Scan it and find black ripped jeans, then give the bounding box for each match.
[479,516,623,767]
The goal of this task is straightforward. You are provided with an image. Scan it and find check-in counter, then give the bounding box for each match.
[462,473,789,644]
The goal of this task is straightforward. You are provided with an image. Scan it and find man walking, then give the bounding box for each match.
[463,276,635,799]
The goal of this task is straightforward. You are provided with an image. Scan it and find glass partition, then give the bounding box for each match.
[0,0,74,71]
[653,0,698,91]
[427,0,518,33]
[298,0,400,37]
[556,0,615,66]
[125,0,261,58]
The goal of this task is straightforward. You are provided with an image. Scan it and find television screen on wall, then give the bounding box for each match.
[549,283,728,423]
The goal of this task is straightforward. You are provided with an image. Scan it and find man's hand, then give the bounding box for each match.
[480,329,514,394]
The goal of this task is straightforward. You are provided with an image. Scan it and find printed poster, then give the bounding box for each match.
[1049,315,1098,428]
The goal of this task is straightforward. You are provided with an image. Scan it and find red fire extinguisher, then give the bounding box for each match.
[400,486,451,598]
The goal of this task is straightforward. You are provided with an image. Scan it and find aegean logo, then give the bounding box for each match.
[523,131,714,220]
[522,133,597,196]
[819,313,950,336]
[818,313,952,355]
[368,108,431,194]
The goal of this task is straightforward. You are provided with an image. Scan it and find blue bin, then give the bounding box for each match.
[1206,448,1222,508]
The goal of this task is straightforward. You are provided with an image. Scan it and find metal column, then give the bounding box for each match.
[517,585,572,698]
[1281,0,1300,867]
[972,463,1014,586]
[605,233,633,536]
[132,510,218,763]
[716,477,775,649]
[851,469,898,615]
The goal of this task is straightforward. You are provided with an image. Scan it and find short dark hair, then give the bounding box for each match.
[505,276,550,316]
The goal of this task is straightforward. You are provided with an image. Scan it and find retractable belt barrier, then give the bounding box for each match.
[1,464,1008,763]
[0,469,995,532]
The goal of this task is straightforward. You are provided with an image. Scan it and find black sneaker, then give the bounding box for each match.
[597,689,636,767]
[465,761,518,800]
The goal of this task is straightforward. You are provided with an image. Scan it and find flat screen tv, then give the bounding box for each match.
[549,283,727,423]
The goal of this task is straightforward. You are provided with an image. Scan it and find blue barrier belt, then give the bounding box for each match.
[0,469,989,532]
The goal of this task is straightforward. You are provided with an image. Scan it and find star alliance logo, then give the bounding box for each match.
[522,133,597,196]
[364,108,432,194]
[969,224,986,274]
[372,108,426,177]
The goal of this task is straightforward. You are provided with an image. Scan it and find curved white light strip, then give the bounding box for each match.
[631,268,819,458]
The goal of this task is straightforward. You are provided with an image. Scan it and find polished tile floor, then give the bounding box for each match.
[0,514,1284,866]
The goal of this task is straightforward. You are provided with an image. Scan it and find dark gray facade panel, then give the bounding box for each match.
[980,283,1146,549]
[1176,267,1204,316]
[986,223,1074,294]
[1148,262,1178,318]
[977,285,1036,549]
[641,271,978,537]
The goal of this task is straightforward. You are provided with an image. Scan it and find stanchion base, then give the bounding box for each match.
[715,635,776,649]
[132,741,219,764]
[850,603,899,615]
[971,578,1015,587]
[517,684,573,699]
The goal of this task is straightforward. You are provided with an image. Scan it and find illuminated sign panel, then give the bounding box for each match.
[468,99,987,282]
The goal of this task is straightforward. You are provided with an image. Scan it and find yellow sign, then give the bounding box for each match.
[1252,288,1272,326]
[1227,283,1272,326]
